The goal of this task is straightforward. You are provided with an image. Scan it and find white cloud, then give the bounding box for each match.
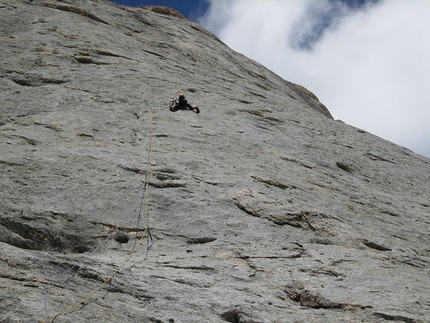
[199,0,430,158]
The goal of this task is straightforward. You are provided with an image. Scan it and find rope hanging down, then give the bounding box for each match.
[41,223,121,319]
[41,112,154,323]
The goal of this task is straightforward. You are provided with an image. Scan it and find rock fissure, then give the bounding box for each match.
[43,4,109,25]
[283,285,369,311]
[373,312,424,323]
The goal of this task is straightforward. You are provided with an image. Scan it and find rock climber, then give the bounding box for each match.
[169,93,200,113]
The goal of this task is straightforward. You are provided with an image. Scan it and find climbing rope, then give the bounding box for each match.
[41,111,154,322]
[41,223,121,319]
[134,111,154,251]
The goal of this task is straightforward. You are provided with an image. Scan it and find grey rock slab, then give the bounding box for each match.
[1,1,429,322]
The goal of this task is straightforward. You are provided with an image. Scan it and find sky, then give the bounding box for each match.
[112,0,430,159]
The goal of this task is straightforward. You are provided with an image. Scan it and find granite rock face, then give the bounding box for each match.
[1,1,429,322]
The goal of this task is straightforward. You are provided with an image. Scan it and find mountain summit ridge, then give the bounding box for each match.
[1,1,429,322]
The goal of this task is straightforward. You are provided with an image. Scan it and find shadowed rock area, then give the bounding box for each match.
[1,1,429,322]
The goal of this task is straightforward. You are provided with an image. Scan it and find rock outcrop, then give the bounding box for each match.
[139,6,186,19]
[1,1,429,322]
